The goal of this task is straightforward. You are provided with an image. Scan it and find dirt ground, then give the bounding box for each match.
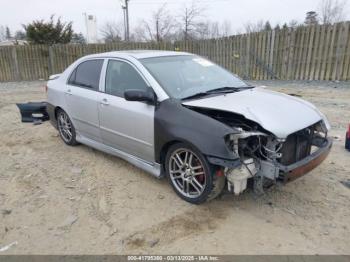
[0,80,349,255]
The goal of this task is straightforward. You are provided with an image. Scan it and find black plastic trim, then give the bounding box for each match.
[207,156,241,169]
[16,102,49,123]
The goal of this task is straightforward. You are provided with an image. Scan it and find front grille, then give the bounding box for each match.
[279,123,317,166]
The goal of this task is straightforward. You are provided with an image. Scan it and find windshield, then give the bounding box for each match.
[140,55,249,99]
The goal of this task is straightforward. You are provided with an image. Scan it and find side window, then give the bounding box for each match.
[105,60,149,97]
[68,68,76,84]
[68,60,104,91]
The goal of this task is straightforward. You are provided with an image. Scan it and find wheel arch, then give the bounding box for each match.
[54,106,64,119]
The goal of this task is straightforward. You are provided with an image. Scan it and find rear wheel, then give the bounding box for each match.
[165,143,225,204]
[57,109,78,146]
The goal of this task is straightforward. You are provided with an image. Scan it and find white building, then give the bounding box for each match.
[84,14,98,44]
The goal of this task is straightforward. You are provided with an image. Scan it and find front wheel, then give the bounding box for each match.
[165,143,225,204]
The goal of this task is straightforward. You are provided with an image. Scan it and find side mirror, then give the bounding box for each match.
[124,89,156,104]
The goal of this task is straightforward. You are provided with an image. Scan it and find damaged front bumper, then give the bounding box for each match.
[278,137,333,183]
[224,130,332,195]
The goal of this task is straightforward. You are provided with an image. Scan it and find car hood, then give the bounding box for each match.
[182,88,325,139]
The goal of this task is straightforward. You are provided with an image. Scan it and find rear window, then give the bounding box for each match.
[68,60,104,91]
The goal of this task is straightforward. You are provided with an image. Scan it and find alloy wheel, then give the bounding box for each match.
[58,112,73,143]
[168,148,206,198]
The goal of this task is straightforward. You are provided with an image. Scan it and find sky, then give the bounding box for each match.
[1,0,349,38]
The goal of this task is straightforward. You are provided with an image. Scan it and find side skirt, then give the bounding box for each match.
[76,134,162,178]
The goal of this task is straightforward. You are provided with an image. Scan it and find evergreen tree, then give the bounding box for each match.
[14,30,26,40]
[274,24,281,31]
[23,15,73,45]
[264,21,272,31]
[71,33,86,44]
[5,26,11,39]
[305,11,319,26]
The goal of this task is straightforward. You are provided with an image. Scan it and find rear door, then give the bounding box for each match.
[99,59,155,162]
[65,59,105,142]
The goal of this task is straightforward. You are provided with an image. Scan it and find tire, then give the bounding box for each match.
[165,143,225,204]
[56,109,78,146]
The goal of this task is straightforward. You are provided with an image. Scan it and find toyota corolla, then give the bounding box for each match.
[43,50,332,204]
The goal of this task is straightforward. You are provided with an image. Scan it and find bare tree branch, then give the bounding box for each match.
[179,0,205,40]
[319,0,347,24]
[100,21,123,43]
[137,4,177,42]
[243,20,265,34]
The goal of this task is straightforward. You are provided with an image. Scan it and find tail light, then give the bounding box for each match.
[347,124,350,139]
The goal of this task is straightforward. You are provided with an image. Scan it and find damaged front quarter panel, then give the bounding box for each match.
[156,101,282,195]
[154,99,242,169]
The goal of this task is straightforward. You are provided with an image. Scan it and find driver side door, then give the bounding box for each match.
[98,59,155,162]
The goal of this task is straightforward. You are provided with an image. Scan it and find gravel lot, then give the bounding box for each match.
[0,80,349,254]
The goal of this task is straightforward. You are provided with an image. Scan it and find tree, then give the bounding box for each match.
[209,21,220,38]
[195,20,228,39]
[319,0,347,24]
[14,30,26,40]
[140,4,177,42]
[244,20,265,33]
[5,26,11,40]
[264,21,272,31]
[131,25,148,42]
[195,21,212,39]
[100,21,123,43]
[179,0,205,40]
[304,11,319,26]
[71,33,86,44]
[23,15,73,45]
[220,20,232,37]
[288,20,300,29]
[0,26,6,41]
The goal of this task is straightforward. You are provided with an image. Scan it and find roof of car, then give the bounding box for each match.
[85,50,192,60]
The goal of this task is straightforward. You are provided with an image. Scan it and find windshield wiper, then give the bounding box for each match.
[182,86,254,100]
[207,86,254,94]
[181,92,212,100]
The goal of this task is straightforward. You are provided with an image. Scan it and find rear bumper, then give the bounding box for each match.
[16,101,58,128]
[278,137,332,183]
[16,102,49,123]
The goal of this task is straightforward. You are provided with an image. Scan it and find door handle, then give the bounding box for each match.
[65,89,72,96]
[100,98,109,106]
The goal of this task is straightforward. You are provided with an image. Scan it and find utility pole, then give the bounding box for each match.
[120,0,130,41]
